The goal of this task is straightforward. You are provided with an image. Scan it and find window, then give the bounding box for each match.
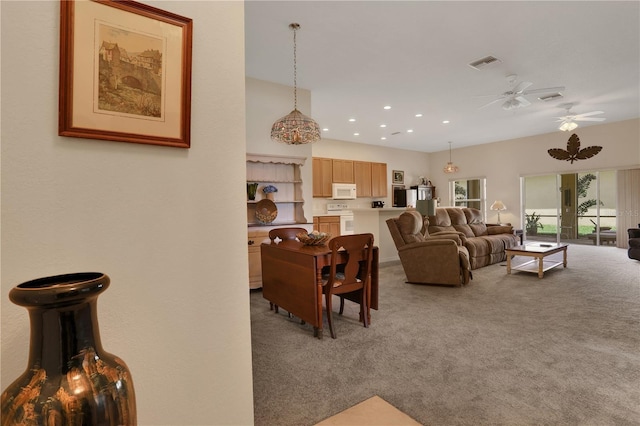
[450,178,486,210]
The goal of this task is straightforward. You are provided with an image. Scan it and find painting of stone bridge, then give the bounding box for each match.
[97,23,164,119]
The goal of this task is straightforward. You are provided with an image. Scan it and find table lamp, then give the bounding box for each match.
[490,200,506,223]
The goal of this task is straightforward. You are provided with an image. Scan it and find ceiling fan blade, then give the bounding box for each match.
[515,96,531,107]
[513,81,533,93]
[575,117,606,122]
[521,86,566,95]
[574,111,605,118]
[479,97,506,109]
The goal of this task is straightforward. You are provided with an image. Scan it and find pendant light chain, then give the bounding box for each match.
[292,23,298,111]
[270,22,321,145]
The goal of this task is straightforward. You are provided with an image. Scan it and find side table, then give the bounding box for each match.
[514,229,523,245]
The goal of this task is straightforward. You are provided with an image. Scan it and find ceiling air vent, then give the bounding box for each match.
[391,131,402,136]
[468,55,501,70]
[538,93,564,102]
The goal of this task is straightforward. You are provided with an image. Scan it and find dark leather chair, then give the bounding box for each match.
[628,226,640,261]
[323,233,374,339]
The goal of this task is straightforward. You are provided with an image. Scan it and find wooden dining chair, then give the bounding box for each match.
[323,233,374,339]
[268,227,307,243]
[267,227,307,315]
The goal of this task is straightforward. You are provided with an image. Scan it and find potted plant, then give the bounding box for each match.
[525,212,544,235]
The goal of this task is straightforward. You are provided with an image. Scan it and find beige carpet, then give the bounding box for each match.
[315,396,421,426]
[251,243,640,425]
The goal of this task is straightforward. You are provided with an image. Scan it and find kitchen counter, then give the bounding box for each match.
[352,208,409,263]
[351,207,407,212]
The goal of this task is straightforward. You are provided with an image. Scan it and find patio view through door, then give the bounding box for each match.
[522,170,617,246]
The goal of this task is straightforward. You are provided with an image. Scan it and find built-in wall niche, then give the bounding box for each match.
[246,154,307,226]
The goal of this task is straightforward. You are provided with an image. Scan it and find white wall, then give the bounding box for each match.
[427,119,640,227]
[246,77,314,221]
[1,2,254,425]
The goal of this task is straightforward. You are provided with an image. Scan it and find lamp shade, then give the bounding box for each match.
[490,200,506,223]
[490,200,506,211]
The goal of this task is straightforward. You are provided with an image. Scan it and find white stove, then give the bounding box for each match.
[327,203,354,235]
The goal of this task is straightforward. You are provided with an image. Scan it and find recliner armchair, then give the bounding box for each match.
[386,211,471,286]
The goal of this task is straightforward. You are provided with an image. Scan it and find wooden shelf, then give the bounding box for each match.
[247,180,303,184]
[247,200,304,204]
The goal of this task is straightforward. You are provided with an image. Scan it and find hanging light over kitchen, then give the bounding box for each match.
[271,23,321,145]
[443,141,459,173]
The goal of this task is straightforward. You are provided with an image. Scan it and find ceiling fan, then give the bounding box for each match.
[554,103,606,131]
[479,74,565,111]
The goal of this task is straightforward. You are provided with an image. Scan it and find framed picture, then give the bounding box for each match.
[392,170,404,184]
[392,184,405,207]
[59,0,193,148]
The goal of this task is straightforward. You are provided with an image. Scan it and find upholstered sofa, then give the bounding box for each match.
[628,227,640,261]
[426,207,519,269]
[386,210,471,286]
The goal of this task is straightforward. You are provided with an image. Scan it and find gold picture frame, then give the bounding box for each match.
[392,170,404,184]
[59,0,193,148]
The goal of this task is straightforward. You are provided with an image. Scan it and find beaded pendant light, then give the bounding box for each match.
[443,141,459,173]
[270,23,321,145]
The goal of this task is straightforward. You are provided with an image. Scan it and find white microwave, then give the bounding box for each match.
[332,183,357,199]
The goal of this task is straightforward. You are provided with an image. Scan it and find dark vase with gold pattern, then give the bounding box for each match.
[1,272,136,425]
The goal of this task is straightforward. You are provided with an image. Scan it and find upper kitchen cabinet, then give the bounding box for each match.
[354,161,372,197]
[332,159,354,184]
[371,162,388,197]
[312,157,333,197]
[313,157,387,198]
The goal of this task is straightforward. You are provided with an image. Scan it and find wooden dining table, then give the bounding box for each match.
[260,240,379,339]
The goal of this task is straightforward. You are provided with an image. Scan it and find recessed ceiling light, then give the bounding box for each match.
[380,124,387,128]
[415,113,423,118]
[381,137,387,140]
[322,128,329,132]
[442,120,450,124]
[348,118,356,122]
[407,129,414,133]
[353,132,360,136]
[383,105,391,110]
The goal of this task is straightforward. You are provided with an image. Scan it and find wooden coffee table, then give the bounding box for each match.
[506,243,568,278]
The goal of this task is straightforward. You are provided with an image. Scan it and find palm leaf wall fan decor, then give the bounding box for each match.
[548,133,602,164]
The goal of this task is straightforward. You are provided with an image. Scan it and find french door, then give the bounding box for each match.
[522,170,617,245]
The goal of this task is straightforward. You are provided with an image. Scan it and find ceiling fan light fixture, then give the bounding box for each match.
[270,23,321,145]
[502,99,519,110]
[559,121,578,132]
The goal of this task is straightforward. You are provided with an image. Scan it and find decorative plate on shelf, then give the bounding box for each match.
[255,199,278,224]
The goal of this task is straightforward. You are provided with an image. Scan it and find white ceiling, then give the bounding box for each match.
[245,1,640,153]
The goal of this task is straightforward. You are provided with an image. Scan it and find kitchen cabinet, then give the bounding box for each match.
[332,159,354,184]
[248,230,269,289]
[371,162,388,197]
[314,216,340,237]
[313,157,387,198]
[354,161,372,197]
[312,157,333,197]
